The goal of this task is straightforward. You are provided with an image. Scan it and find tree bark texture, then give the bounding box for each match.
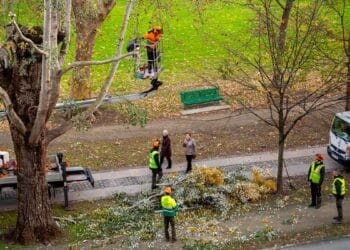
[273,0,294,193]
[345,45,350,111]
[71,0,116,100]
[0,26,60,244]
[277,108,285,193]
[12,132,59,243]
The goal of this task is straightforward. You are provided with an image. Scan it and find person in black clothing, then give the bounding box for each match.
[307,153,325,209]
[149,139,163,189]
[160,129,172,169]
[332,170,346,224]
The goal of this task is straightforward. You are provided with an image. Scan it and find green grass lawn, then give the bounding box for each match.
[1,1,349,118]
[0,0,256,114]
[61,0,256,95]
[2,1,349,92]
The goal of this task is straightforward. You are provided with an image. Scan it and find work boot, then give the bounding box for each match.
[151,78,158,86]
[332,219,343,224]
[151,78,163,87]
[315,198,321,209]
[333,216,340,220]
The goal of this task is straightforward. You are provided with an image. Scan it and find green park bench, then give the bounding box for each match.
[180,87,223,109]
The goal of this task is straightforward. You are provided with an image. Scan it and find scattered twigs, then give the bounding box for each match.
[53,216,76,224]
[8,12,48,56]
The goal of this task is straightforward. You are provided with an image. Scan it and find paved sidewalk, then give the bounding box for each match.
[0,145,343,210]
[284,236,350,250]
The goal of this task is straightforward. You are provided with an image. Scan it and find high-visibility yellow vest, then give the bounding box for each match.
[161,195,178,217]
[309,162,324,184]
[332,177,346,196]
[149,150,159,169]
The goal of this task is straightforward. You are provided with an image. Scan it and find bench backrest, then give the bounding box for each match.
[180,87,222,105]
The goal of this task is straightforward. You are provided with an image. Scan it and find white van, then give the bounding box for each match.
[328,111,350,164]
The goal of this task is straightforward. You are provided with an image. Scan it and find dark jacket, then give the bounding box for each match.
[161,136,172,157]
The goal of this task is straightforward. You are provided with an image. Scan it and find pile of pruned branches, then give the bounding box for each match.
[56,166,277,247]
[157,166,277,214]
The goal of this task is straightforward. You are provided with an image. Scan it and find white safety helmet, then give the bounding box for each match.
[163,129,169,136]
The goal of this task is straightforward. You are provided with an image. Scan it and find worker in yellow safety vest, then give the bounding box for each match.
[161,186,179,242]
[307,153,325,208]
[332,170,346,224]
[149,139,162,189]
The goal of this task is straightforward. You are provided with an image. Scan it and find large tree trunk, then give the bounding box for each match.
[345,57,350,111]
[71,24,97,99]
[0,26,61,244]
[11,130,59,243]
[344,18,350,111]
[71,0,117,100]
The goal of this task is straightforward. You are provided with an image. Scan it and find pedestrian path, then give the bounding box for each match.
[0,145,342,210]
[284,236,350,250]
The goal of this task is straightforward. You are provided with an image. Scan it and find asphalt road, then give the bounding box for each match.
[284,236,350,250]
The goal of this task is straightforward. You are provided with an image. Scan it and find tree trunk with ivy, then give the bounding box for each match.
[71,0,116,100]
[0,26,61,243]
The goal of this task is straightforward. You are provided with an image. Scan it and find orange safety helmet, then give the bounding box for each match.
[153,26,162,33]
[164,186,172,194]
[152,138,160,148]
[315,153,324,161]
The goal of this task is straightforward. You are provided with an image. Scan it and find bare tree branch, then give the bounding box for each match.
[8,12,48,56]
[0,86,26,134]
[29,0,52,145]
[86,0,135,114]
[59,52,135,76]
[275,0,285,10]
[58,0,72,66]
[284,96,344,138]
[46,122,73,144]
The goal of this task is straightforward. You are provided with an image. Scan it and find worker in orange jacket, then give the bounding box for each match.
[143,26,163,88]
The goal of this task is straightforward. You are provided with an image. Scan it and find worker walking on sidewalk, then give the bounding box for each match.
[307,153,325,209]
[149,139,162,189]
[161,186,178,242]
[332,170,346,224]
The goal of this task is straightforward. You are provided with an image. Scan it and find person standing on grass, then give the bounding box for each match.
[161,186,178,242]
[149,139,162,189]
[183,132,196,173]
[332,170,346,224]
[307,153,325,209]
[160,129,172,169]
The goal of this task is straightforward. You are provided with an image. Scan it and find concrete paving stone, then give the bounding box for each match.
[0,145,345,208]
